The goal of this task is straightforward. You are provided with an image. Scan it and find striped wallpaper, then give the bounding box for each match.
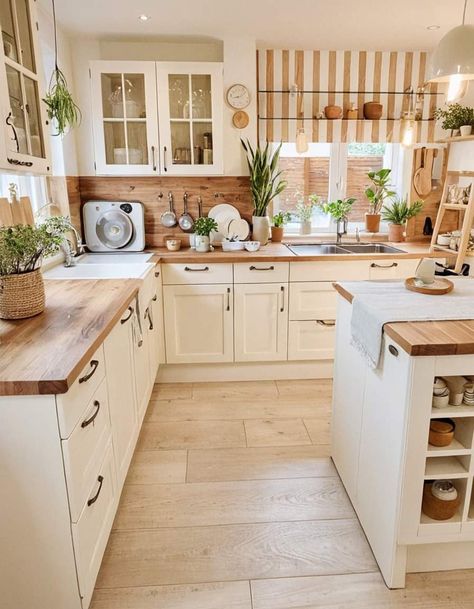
[257,49,443,144]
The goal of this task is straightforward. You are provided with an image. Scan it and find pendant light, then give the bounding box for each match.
[428,0,474,93]
[401,87,416,147]
[295,86,308,154]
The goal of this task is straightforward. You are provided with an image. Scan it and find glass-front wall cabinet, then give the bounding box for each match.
[0,0,49,172]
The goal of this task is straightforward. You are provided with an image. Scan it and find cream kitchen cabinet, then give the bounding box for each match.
[368,258,419,280]
[288,319,335,361]
[163,283,233,363]
[0,0,50,173]
[234,283,288,362]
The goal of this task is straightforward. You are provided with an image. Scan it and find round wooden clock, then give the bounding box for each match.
[232,110,250,129]
[226,84,250,109]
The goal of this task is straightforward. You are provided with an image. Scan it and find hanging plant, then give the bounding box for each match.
[42,0,81,135]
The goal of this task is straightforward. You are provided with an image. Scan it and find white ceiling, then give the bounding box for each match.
[43,0,472,50]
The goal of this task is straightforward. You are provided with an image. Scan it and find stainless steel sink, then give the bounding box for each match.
[285,242,406,256]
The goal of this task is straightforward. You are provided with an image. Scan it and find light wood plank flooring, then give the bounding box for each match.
[92,379,474,609]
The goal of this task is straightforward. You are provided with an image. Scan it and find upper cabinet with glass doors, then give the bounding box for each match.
[90,60,223,176]
[0,0,50,173]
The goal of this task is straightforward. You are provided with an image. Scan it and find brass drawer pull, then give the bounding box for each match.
[280,285,285,312]
[370,262,398,269]
[78,360,99,384]
[249,265,275,271]
[184,266,209,272]
[120,306,133,324]
[81,400,100,428]
[316,320,336,327]
[226,287,231,311]
[87,475,104,507]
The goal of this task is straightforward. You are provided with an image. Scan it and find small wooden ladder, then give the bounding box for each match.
[430,170,474,273]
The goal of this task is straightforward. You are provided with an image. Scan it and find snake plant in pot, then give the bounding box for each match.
[241,139,287,245]
[381,197,423,242]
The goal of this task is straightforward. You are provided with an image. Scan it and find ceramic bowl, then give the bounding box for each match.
[437,234,451,246]
[432,393,450,409]
[222,240,244,252]
[244,241,261,252]
[166,239,182,252]
[433,377,448,396]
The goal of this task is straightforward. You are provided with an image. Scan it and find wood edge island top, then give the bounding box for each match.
[333,282,474,357]
[0,279,140,396]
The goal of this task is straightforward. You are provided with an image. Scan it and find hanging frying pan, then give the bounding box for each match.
[161,191,178,227]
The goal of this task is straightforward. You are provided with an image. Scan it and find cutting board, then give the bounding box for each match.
[0,196,34,227]
[413,148,436,198]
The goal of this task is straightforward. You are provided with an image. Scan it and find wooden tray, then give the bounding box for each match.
[405,277,454,295]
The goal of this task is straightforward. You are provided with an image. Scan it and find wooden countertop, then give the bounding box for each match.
[150,241,449,264]
[334,282,474,357]
[0,279,139,396]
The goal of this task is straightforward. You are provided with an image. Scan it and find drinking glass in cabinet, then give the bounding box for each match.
[192,123,212,165]
[104,122,125,164]
[24,76,45,157]
[126,122,148,164]
[101,73,146,119]
[169,74,190,119]
[171,122,191,164]
[191,74,211,119]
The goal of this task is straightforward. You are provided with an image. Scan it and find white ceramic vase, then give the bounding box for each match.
[300,220,312,235]
[252,215,270,245]
[195,235,211,253]
[460,125,472,137]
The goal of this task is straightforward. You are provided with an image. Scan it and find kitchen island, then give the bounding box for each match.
[332,282,474,589]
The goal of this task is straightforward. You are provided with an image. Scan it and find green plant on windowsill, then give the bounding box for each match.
[272,211,292,228]
[193,216,218,237]
[381,197,423,242]
[365,168,396,215]
[318,197,356,222]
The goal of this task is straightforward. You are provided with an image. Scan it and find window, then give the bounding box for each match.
[0,174,48,213]
[274,142,405,234]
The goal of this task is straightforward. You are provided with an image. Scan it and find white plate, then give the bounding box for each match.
[208,203,241,221]
[228,218,250,241]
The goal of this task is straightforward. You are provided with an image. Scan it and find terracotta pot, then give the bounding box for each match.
[365,213,381,233]
[388,223,405,242]
[324,105,343,119]
[252,215,270,245]
[271,226,284,242]
[363,101,383,120]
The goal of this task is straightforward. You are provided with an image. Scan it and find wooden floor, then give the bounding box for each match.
[92,379,474,609]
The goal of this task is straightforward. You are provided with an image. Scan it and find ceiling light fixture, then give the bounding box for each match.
[138,14,151,21]
[428,0,474,87]
[427,25,440,30]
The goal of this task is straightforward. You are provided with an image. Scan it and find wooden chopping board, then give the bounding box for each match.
[0,196,34,227]
[413,148,436,198]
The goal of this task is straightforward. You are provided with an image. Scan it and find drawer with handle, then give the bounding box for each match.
[61,377,112,523]
[72,441,116,609]
[288,319,336,361]
[289,282,337,320]
[234,261,289,284]
[56,345,106,439]
[368,258,418,280]
[162,262,233,285]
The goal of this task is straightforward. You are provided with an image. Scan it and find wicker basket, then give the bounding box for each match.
[422,482,460,520]
[0,269,45,319]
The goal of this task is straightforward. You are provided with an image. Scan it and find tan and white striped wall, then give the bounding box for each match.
[257,49,443,144]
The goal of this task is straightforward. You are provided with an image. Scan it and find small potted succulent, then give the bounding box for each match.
[295,194,319,235]
[0,216,70,319]
[434,103,474,137]
[365,168,396,233]
[381,197,423,242]
[193,216,218,253]
[271,211,291,242]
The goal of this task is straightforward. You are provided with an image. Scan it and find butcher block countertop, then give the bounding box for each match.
[0,279,139,396]
[152,241,449,263]
[334,282,474,357]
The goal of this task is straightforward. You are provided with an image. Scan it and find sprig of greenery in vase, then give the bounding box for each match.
[193,216,218,236]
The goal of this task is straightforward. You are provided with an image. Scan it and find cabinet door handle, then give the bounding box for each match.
[121,306,133,324]
[87,475,104,507]
[226,287,231,311]
[163,146,168,172]
[155,270,160,278]
[6,112,19,152]
[152,294,157,302]
[280,285,285,312]
[370,262,398,269]
[316,320,336,327]
[184,266,209,272]
[78,360,99,384]
[151,145,157,171]
[249,265,275,271]
[147,306,154,330]
[81,400,101,428]
[388,344,399,357]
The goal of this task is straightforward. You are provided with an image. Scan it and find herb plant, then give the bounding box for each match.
[434,103,474,131]
[272,211,292,227]
[241,139,287,217]
[381,197,423,225]
[295,194,319,223]
[319,197,356,221]
[365,168,396,214]
[193,217,218,237]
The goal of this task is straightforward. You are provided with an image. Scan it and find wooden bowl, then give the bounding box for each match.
[422,482,460,520]
[324,105,343,119]
[429,418,455,447]
[363,101,383,120]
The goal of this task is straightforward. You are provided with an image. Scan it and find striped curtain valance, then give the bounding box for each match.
[257,49,443,144]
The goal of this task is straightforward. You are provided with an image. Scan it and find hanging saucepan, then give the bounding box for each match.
[178,191,194,232]
[161,191,178,227]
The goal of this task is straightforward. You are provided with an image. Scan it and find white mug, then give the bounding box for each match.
[460,125,472,137]
[415,258,436,285]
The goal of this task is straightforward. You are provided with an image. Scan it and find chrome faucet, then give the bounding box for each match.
[356,227,361,243]
[336,219,348,244]
[61,221,86,267]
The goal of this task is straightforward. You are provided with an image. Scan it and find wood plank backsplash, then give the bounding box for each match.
[68,176,253,246]
[257,49,441,144]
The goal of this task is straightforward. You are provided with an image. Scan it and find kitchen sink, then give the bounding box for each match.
[339,243,405,254]
[285,242,406,256]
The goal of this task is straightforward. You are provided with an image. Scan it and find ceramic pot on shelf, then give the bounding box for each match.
[460,125,472,137]
[324,105,343,119]
[363,101,383,120]
[388,223,405,242]
[252,216,270,245]
[365,212,381,233]
[271,226,284,242]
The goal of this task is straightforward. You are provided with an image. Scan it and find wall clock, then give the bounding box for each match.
[226,84,250,109]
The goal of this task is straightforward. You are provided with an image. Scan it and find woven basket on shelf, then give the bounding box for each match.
[0,269,45,320]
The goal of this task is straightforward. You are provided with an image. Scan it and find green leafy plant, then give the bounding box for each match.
[318,197,356,222]
[241,139,287,217]
[0,216,70,276]
[42,0,81,135]
[381,197,423,225]
[193,216,218,237]
[365,168,396,214]
[434,103,474,131]
[272,211,292,227]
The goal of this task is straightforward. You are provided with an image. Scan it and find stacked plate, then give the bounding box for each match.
[208,203,250,245]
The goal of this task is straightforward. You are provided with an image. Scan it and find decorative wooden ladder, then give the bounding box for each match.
[430,170,474,273]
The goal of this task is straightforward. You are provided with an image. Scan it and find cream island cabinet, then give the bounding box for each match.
[0,272,162,609]
[332,289,474,589]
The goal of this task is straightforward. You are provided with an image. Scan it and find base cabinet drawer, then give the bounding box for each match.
[290,260,369,282]
[369,259,418,280]
[288,320,336,360]
[72,441,116,609]
[163,263,233,285]
[234,262,289,284]
[289,282,337,320]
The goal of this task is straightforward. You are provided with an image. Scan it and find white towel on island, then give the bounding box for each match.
[340,278,474,369]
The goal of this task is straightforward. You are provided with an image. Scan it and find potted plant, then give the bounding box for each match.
[0,216,69,319]
[295,195,319,235]
[193,216,218,253]
[365,168,396,233]
[434,103,474,137]
[241,139,287,245]
[318,197,356,239]
[271,211,291,242]
[381,197,423,242]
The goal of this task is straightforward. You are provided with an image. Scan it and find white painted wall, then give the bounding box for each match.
[68,36,257,176]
